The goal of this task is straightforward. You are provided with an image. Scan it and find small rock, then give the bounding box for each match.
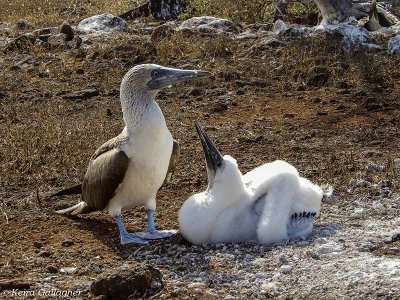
[77,13,128,35]
[350,179,371,188]
[59,21,74,41]
[66,35,82,49]
[33,241,43,249]
[63,89,99,100]
[388,35,400,55]
[351,208,365,219]
[393,158,400,168]
[211,102,228,112]
[90,263,103,274]
[178,16,241,35]
[306,250,320,260]
[33,27,57,37]
[307,66,330,87]
[366,163,385,172]
[186,87,202,97]
[151,22,176,41]
[283,113,295,119]
[76,68,84,75]
[276,254,288,266]
[0,280,31,291]
[16,19,33,30]
[188,282,205,289]
[48,33,67,46]
[3,34,36,54]
[260,282,279,295]
[46,265,59,274]
[317,243,344,254]
[60,267,77,274]
[61,239,74,247]
[91,263,162,299]
[336,81,350,89]
[37,34,51,42]
[279,264,292,274]
[372,201,383,209]
[39,250,53,257]
[273,19,289,35]
[10,65,21,71]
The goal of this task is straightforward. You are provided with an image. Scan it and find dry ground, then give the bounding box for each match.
[1,1,400,299]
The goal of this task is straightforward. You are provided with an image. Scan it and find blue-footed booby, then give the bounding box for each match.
[179,122,323,245]
[53,64,211,245]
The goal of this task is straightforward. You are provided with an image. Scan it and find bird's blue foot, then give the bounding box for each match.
[114,215,148,245]
[120,232,149,245]
[136,229,178,240]
[135,209,177,240]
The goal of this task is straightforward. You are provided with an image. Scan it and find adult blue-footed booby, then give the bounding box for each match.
[53,64,211,245]
[179,122,323,245]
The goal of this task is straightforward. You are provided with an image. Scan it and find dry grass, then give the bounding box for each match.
[1,0,130,26]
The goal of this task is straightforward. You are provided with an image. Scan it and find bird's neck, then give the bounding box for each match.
[120,90,155,135]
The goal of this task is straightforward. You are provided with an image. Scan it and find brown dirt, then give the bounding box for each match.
[1,13,400,300]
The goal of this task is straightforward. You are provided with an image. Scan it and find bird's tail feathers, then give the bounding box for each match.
[50,184,82,197]
[55,201,93,215]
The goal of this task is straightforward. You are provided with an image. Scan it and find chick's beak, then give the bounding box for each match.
[195,121,224,188]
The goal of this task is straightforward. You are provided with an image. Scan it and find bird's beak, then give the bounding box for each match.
[195,121,224,188]
[147,67,212,90]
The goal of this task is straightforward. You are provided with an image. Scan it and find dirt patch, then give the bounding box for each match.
[1,8,400,299]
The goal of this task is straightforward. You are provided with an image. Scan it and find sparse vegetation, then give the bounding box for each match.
[1,0,399,298]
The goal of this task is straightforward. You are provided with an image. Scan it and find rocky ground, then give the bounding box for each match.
[0,10,400,300]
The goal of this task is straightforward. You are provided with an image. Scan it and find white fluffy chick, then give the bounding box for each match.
[179,122,323,245]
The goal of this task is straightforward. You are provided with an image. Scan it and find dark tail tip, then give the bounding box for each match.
[50,184,82,198]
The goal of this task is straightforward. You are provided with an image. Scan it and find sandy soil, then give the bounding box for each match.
[0,15,399,299]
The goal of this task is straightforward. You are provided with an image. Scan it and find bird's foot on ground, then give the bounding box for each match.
[120,232,149,245]
[136,229,178,240]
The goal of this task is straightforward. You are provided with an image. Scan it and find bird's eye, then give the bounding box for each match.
[152,70,159,78]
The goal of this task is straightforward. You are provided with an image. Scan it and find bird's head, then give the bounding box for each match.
[195,122,245,197]
[178,122,246,244]
[121,64,211,99]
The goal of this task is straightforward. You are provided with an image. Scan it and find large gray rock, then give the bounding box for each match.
[77,13,128,35]
[311,24,382,52]
[388,35,400,54]
[91,263,163,299]
[178,16,241,35]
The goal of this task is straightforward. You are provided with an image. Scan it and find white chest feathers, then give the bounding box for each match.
[107,101,173,216]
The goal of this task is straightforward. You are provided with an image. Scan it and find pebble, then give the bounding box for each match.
[46,265,58,274]
[366,163,385,172]
[393,158,400,168]
[188,282,205,289]
[317,243,344,255]
[276,254,288,266]
[90,263,103,274]
[60,267,77,274]
[280,265,293,274]
[61,239,74,247]
[33,241,43,249]
[39,250,53,257]
[351,208,365,219]
[350,179,371,188]
[372,201,383,210]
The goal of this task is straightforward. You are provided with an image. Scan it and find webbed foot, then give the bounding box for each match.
[136,229,178,240]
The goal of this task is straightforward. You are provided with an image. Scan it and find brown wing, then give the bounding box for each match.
[163,140,180,185]
[82,135,129,211]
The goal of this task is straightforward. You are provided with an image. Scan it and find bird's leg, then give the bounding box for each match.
[146,208,156,232]
[135,209,177,240]
[114,215,148,245]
